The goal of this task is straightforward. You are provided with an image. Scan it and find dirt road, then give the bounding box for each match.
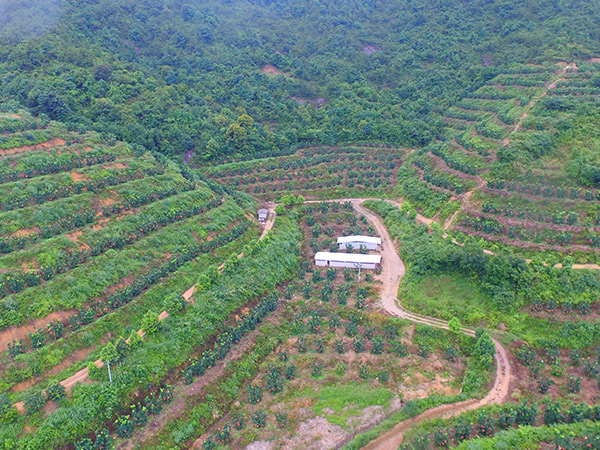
[351,199,511,450]
[306,198,512,448]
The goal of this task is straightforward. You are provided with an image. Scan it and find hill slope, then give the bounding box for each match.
[1,0,600,159]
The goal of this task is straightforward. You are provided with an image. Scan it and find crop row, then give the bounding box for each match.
[12,216,298,449]
[455,98,524,127]
[208,151,400,178]
[444,108,484,123]
[0,115,50,134]
[530,298,594,316]
[226,166,395,186]
[551,86,600,96]
[488,180,599,202]
[210,143,400,165]
[414,159,465,193]
[502,65,555,75]
[454,133,498,157]
[492,74,550,86]
[431,146,478,175]
[0,195,223,299]
[461,216,576,246]
[474,119,510,140]
[248,177,392,194]
[481,202,582,226]
[0,175,192,255]
[0,129,59,150]
[0,201,246,391]
[472,85,539,102]
[0,171,189,240]
[0,148,118,184]
[181,291,278,384]
[0,164,166,211]
[7,221,249,357]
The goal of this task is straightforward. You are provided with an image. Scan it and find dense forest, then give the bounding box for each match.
[1,0,600,161]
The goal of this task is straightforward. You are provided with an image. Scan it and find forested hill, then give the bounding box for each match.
[1,0,599,161]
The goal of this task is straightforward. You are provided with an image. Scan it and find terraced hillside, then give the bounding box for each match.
[0,111,300,449]
[201,144,406,200]
[396,62,600,260]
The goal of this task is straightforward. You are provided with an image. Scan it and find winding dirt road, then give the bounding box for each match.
[351,199,511,450]
[305,198,511,448]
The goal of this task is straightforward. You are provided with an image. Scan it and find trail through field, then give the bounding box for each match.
[304,198,511,448]
[502,68,567,148]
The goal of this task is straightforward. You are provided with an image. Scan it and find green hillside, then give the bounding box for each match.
[1,0,600,160]
[2,1,600,449]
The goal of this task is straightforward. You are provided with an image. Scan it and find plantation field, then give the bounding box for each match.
[2,61,600,449]
[180,202,492,450]
[396,62,600,260]
[0,115,283,449]
[200,144,406,200]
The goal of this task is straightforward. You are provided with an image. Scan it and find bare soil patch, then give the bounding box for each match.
[104,161,128,170]
[10,227,40,238]
[261,65,283,76]
[0,138,66,157]
[0,309,76,350]
[71,171,90,182]
[364,45,380,55]
[11,345,97,393]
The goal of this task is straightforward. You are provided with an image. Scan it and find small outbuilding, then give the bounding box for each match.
[337,235,381,251]
[258,209,269,223]
[314,252,381,269]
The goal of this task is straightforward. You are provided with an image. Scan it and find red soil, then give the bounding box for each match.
[0,309,76,350]
[70,171,90,182]
[104,161,128,170]
[0,138,66,157]
[261,65,283,75]
[10,227,40,238]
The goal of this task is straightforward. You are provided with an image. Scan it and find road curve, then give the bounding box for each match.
[351,199,511,450]
[306,198,510,449]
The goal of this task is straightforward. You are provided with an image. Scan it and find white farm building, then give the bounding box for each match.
[258,209,269,223]
[337,235,381,251]
[314,252,381,269]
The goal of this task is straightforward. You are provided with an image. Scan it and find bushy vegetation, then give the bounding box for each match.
[1,0,599,160]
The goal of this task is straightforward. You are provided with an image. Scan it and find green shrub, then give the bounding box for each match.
[24,390,46,415]
[46,380,66,401]
[87,362,101,381]
[141,311,161,334]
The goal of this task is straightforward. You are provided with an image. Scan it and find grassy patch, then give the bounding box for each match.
[401,274,499,327]
[303,383,394,428]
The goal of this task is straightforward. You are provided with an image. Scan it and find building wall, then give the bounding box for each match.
[315,259,378,269]
[338,242,379,250]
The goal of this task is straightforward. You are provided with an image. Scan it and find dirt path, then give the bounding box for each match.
[0,138,66,157]
[502,68,567,148]
[0,309,77,350]
[303,198,511,447]
[184,206,276,303]
[351,199,511,450]
[13,313,169,414]
[384,199,433,227]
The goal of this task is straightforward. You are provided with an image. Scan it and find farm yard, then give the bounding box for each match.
[2,63,600,450]
[138,201,493,450]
